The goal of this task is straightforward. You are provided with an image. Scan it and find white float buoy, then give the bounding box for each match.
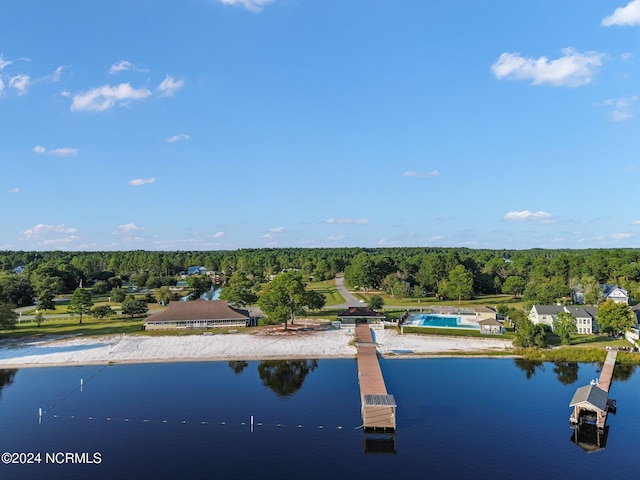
[250,415,254,432]
[80,378,84,392]
[38,408,42,424]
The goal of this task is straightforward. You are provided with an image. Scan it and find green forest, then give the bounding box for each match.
[1,247,639,308]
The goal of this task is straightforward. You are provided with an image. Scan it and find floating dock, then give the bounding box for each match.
[569,350,618,430]
[355,324,396,431]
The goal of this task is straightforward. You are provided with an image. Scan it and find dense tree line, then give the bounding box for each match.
[1,247,640,307]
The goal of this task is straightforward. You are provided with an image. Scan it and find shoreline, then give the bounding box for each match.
[0,329,514,369]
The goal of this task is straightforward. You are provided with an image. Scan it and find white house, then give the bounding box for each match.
[529,305,599,334]
[528,305,564,328]
[601,284,629,304]
[564,306,599,335]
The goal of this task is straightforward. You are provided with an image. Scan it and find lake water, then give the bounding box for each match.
[1,358,638,480]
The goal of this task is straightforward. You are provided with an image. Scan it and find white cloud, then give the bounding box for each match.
[9,74,29,94]
[632,220,640,225]
[403,169,439,178]
[128,177,156,186]
[491,47,603,87]
[326,235,346,241]
[50,147,79,156]
[33,145,78,156]
[598,96,638,121]
[0,78,4,96]
[157,75,184,96]
[602,0,640,26]
[34,145,78,156]
[113,223,142,235]
[218,0,275,12]
[376,237,401,247]
[22,223,77,239]
[51,66,65,82]
[8,187,19,193]
[0,54,12,70]
[40,235,79,246]
[610,232,632,239]
[269,226,285,233]
[166,133,191,143]
[212,231,225,238]
[70,83,152,112]
[503,210,554,223]
[325,218,370,225]
[109,60,134,74]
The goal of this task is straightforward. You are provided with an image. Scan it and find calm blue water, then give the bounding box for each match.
[1,359,638,480]
[406,313,479,329]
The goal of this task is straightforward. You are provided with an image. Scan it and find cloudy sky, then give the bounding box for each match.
[1,0,639,251]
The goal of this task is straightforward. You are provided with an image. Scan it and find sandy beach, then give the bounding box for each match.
[0,327,513,368]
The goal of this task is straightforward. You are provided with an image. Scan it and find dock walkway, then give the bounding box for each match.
[355,324,396,430]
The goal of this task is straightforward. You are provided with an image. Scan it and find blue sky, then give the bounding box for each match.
[1,0,639,251]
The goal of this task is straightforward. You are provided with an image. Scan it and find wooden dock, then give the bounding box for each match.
[597,349,617,393]
[355,324,396,431]
[569,350,618,429]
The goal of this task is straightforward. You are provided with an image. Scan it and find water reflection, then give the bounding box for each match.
[363,432,396,455]
[228,361,249,375]
[0,369,17,397]
[513,359,544,379]
[553,362,579,385]
[612,363,636,381]
[257,360,318,397]
[570,424,609,453]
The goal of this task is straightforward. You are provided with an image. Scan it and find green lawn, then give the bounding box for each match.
[2,316,145,339]
[306,279,345,306]
[345,288,526,310]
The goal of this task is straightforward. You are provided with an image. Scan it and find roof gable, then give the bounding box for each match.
[569,384,608,412]
[337,307,385,318]
[532,305,564,315]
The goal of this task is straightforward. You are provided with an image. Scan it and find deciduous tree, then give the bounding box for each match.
[258,271,309,330]
[91,305,115,320]
[0,304,18,330]
[597,300,635,336]
[553,312,577,345]
[446,265,474,304]
[122,298,149,318]
[368,295,384,310]
[220,272,258,307]
[67,288,94,324]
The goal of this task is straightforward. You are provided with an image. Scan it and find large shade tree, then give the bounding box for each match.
[446,265,474,304]
[258,271,311,330]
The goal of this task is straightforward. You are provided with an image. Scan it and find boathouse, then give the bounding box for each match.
[569,384,609,428]
[143,300,250,330]
[569,350,618,429]
[337,307,385,326]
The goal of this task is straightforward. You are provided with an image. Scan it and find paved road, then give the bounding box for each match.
[333,275,363,310]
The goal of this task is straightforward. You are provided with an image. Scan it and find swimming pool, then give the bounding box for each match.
[404,313,480,330]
